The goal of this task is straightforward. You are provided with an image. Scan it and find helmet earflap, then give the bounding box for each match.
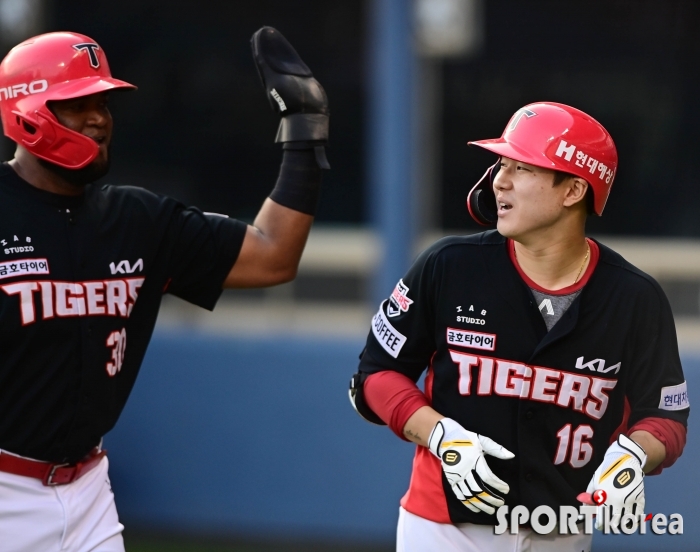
[15,107,100,169]
[466,161,499,226]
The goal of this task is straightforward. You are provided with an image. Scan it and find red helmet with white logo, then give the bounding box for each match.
[466,102,618,225]
[0,32,136,169]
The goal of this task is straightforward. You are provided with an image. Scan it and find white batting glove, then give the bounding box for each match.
[428,418,515,514]
[581,434,646,531]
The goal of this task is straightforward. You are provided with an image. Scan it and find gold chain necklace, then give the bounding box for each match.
[513,241,590,285]
[574,242,590,284]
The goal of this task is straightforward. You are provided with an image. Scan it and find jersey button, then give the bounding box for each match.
[525,409,534,420]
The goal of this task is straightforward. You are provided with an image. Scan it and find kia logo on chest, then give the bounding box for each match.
[109,258,143,275]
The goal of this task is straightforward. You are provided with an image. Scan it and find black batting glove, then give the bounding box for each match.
[251,26,330,160]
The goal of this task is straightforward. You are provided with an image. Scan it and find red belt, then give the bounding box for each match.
[0,447,107,486]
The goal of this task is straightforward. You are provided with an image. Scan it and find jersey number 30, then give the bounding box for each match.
[106,328,127,376]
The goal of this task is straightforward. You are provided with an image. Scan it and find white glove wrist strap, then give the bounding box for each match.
[618,434,647,468]
[428,419,445,458]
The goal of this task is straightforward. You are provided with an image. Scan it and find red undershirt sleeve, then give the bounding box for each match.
[364,371,432,440]
[627,417,686,475]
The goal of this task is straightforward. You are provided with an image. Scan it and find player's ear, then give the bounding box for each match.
[562,178,589,208]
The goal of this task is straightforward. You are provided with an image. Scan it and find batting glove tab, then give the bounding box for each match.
[428,418,515,514]
[251,26,329,146]
[584,434,647,531]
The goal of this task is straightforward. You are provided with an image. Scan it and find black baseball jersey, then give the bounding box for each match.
[0,163,246,463]
[358,230,689,525]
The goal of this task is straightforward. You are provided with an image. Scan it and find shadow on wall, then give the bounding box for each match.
[105,330,698,551]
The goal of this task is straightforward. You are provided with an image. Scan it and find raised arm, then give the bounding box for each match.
[224,26,329,289]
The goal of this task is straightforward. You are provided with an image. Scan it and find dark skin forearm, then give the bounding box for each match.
[223,198,313,288]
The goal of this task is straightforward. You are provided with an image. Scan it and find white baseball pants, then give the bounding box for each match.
[0,453,124,552]
[397,507,592,552]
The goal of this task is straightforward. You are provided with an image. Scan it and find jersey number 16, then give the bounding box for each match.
[553,424,594,468]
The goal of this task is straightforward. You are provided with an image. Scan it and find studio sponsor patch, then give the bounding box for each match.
[0,258,49,280]
[372,302,407,358]
[446,327,496,351]
[659,381,689,411]
[387,279,413,317]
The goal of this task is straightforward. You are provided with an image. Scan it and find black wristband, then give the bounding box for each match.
[269,149,323,215]
[283,141,330,169]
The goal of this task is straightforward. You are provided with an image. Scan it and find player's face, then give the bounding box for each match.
[50,92,112,159]
[493,157,571,240]
[48,92,113,178]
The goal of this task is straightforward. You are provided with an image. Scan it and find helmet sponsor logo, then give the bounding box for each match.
[73,43,101,68]
[0,79,48,102]
[554,139,615,185]
[387,279,413,317]
[508,108,537,131]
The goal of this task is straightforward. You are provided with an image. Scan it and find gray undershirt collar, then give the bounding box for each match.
[530,288,582,331]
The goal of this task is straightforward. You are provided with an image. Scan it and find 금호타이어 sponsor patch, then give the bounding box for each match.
[446,327,496,351]
[0,258,49,280]
[372,301,407,358]
[659,381,689,411]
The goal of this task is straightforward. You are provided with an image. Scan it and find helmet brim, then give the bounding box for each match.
[468,138,557,171]
[12,76,137,114]
[46,76,137,101]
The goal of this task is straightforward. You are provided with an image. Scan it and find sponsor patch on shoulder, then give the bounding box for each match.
[0,258,49,280]
[446,327,496,351]
[387,279,413,317]
[659,381,689,411]
[372,301,407,358]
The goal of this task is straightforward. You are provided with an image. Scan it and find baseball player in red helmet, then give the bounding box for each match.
[0,29,329,551]
[350,102,688,551]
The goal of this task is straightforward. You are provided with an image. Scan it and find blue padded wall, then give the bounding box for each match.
[106,330,697,550]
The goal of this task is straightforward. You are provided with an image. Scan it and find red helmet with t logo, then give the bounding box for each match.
[0,32,136,169]
[466,102,618,225]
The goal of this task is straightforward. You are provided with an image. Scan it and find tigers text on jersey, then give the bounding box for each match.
[358,230,688,525]
[0,164,246,463]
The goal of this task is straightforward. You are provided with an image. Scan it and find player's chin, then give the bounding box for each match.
[40,154,111,186]
[496,216,519,239]
[67,156,111,186]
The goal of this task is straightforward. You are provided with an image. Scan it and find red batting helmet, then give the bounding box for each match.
[466,102,618,225]
[0,32,136,169]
